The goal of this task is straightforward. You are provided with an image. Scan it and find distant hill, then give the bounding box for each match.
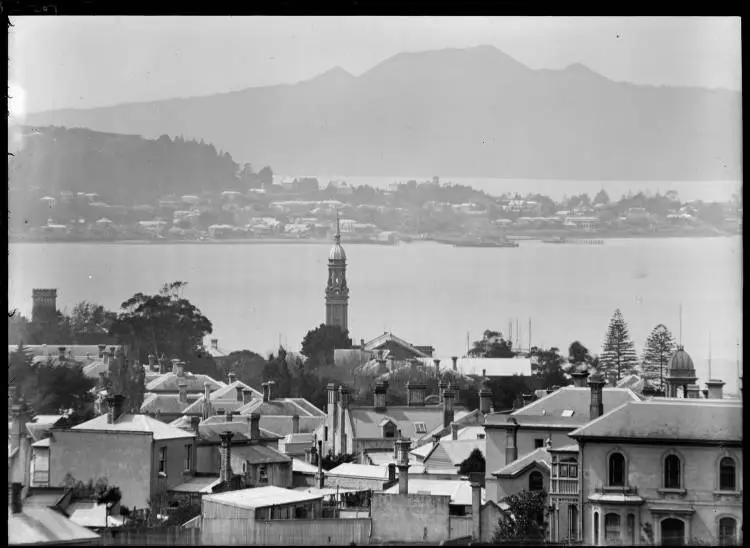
[8,126,246,205]
[24,45,741,181]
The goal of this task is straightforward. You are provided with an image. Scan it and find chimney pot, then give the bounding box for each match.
[228,372,236,385]
[249,413,260,440]
[451,422,460,440]
[451,356,458,371]
[571,370,590,388]
[479,386,493,415]
[219,431,234,483]
[442,389,455,428]
[106,395,126,424]
[587,372,606,420]
[11,483,23,514]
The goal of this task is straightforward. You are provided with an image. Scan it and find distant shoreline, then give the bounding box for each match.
[8,231,736,246]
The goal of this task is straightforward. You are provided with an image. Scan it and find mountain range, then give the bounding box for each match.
[23,45,742,181]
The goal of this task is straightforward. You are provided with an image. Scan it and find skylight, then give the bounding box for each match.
[561,409,575,417]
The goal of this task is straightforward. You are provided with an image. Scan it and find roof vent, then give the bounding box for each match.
[541,409,547,415]
[561,409,575,417]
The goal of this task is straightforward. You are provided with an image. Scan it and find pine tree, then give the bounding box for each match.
[600,309,639,384]
[641,324,676,390]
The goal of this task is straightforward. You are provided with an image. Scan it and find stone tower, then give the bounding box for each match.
[325,211,349,333]
[32,289,58,326]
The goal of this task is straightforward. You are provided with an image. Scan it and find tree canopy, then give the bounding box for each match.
[458,448,486,476]
[641,324,676,390]
[492,489,549,544]
[600,308,640,384]
[469,329,515,358]
[300,323,351,369]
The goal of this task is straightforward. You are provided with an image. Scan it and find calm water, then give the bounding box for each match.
[8,237,743,392]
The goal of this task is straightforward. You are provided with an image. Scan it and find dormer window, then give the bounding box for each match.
[381,419,397,439]
[414,422,427,435]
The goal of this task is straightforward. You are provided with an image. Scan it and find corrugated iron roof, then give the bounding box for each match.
[231,444,291,465]
[72,413,196,441]
[203,486,324,509]
[382,479,485,506]
[491,447,551,478]
[8,505,101,545]
[327,463,389,480]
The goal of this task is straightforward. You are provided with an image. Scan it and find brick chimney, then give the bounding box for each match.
[373,381,387,411]
[479,386,493,415]
[571,370,590,388]
[228,372,236,385]
[242,389,252,405]
[588,372,606,421]
[387,463,396,483]
[98,344,107,358]
[470,472,482,541]
[317,440,325,489]
[406,382,427,407]
[57,346,66,361]
[235,385,243,401]
[178,382,188,404]
[203,382,213,420]
[219,431,234,483]
[433,359,441,375]
[505,417,519,463]
[706,378,725,400]
[190,416,200,434]
[249,413,260,440]
[106,395,125,424]
[338,386,348,453]
[292,414,300,434]
[443,389,455,428]
[451,422,459,440]
[451,356,458,371]
[10,482,23,514]
[158,355,167,375]
[397,438,411,495]
[432,434,440,447]
[225,410,233,422]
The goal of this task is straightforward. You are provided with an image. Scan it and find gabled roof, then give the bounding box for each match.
[140,393,202,415]
[203,486,324,510]
[569,399,743,443]
[200,414,324,437]
[209,381,263,401]
[237,398,325,417]
[72,413,196,440]
[440,426,486,442]
[492,447,551,478]
[364,332,430,358]
[382,479,485,506]
[182,395,245,416]
[9,505,101,545]
[196,421,280,443]
[232,444,291,465]
[145,372,225,393]
[485,386,641,428]
[423,439,486,469]
[348,406,451,442]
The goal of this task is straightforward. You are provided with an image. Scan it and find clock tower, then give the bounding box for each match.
[325,211,349,333]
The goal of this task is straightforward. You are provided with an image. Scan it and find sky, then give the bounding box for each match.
[8,16,742,118]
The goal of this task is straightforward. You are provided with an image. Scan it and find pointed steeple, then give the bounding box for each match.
[335,209,341,245]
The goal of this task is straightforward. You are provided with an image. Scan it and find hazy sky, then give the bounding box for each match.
[8,16,742,117]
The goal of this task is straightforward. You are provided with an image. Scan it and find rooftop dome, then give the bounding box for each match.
[329,242,346,261]
[668,346,695,373]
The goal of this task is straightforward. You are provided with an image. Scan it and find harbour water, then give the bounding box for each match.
[8,236,742,392]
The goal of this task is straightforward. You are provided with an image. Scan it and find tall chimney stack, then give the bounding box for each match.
[442,389,455,428]
[98,344,107,359]
[387,463,396,483]
[57,346,66,361]
[292,414,300,434]
[571,370,590,388]
[406,382,427,407]
[178,382,188,404]
[10,482,23,514]
[433,359,441,375]
[203,382,213,420]
[158,354,166,375]
[438,381,448,404]
[588,372,606,421]
[219,431,234,483]
[317,440,325,489]
[505,418,519,464]
[228,372,237,385]
[451,356,458,371]
[470,472,482,541]
[373,381,387,411]
[706,378,726,400]
[31,288,57,326]
[479,386,493,415]
[397,438,411,495]
[249,413,260,440]
[338,386,349,453]
[190,416,200,435]
[242,389,253,405]
[106,395,125,424]
[235,385,244,401]
[451,422,460,441]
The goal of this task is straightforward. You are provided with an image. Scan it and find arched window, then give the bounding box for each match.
[719,457,737,491]
[529,470,544,491]
[664,454,681,489]
[608,452,625,486]
[593,512,600,546]
[604,513,621,544]
[719,517,737,546]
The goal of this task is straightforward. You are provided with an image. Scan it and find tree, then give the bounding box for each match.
[300,324,351,369]
[485,375,532,413]
[492,489,548,544]
[108,281,213,367]
[529,346,570,389]
[593,188,610,205]
[222,350,268,389]
[469,329,515,358]
[68,301,117,338]
[262,347,293,397]
[600,309,639,384]
[108,348,146,413]
[458,448,486,476]
[641,324,677,390]
[257,166,274,186]
[321,451,356,471]
[568,341,592,366]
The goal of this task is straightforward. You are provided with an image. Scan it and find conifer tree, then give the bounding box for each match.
[641,324,677,391]
[600,309,639,384]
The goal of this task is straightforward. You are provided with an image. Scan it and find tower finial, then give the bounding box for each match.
[335,209,341,244]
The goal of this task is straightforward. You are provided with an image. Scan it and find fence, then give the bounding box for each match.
[98,525,201,546]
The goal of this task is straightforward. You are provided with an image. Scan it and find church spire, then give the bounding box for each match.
[335,209,341,244]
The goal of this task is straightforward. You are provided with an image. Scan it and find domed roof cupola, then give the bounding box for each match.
[668,346,696,375]
[328,211,347,262]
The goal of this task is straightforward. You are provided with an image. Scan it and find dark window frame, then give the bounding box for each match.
[664,454,681,489]
[608,452,625,487]
[719,457,737,491]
